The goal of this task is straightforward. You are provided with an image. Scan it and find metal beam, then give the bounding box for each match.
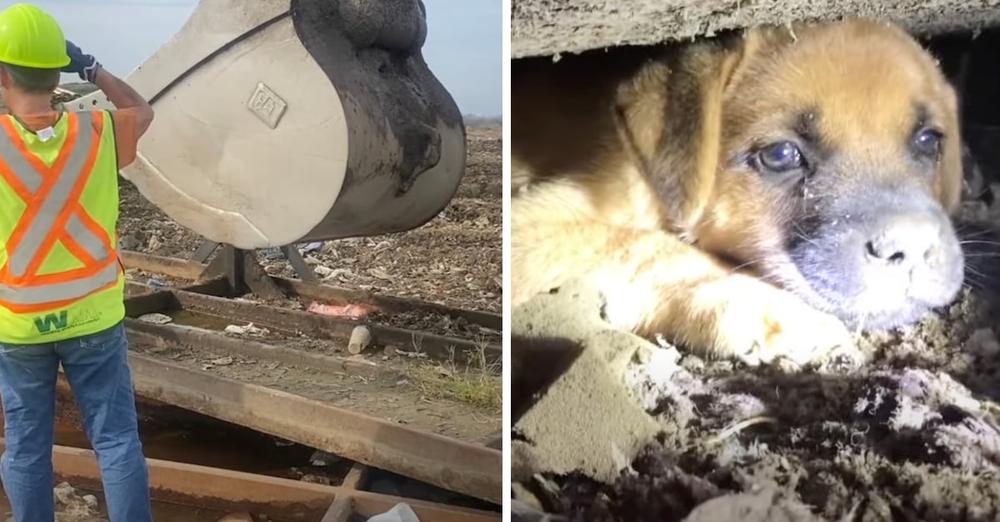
[120,250,502,330]
[147,287,500,364]
[126,321,379,377]
[29,442,500,521]
[124,351,502,505]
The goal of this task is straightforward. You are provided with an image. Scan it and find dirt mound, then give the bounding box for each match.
[513,190,1000,521]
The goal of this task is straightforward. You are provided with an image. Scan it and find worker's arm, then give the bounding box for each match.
[62,40,154,138]
[92,68,154,137]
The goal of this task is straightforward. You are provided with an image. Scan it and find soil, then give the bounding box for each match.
[117,126,502,314]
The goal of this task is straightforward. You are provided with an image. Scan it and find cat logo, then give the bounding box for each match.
[34,311,68,334]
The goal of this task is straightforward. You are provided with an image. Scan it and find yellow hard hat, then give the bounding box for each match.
[0,3,69,69]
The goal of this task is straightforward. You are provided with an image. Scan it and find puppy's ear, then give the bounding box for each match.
[939,92,964,213]
[614,31,764,238]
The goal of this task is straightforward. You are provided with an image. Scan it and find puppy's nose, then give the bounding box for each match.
[864,215,941,266]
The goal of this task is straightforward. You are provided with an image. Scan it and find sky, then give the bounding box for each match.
[26,0,501,116]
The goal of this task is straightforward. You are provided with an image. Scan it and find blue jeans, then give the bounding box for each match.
[0,322,151,522]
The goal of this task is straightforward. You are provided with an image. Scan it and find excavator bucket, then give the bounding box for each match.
[69,0,466,250]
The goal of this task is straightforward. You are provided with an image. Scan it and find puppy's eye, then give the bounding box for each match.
[755,142,805,173]
[912,128,943,158]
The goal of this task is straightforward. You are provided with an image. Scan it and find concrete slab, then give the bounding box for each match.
[512,0,1000,58]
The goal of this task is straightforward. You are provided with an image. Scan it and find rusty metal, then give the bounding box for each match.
[126,320,379,376]
[191,239,220,264]
[23,442,500,521]
[118,249,501,504]
[341,462,369,490]
[322,498,354,522]
[121,250,501,330]
[121,251,204,279]
[123,351,502,504]
[125,285,500,365]
[201,245,287,299]
[282,245,320,283]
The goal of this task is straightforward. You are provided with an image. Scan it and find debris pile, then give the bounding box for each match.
[513,193,1000,520]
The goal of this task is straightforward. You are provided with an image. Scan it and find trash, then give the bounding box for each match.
[147,277,168,289]
[53,482,76,505]
[138,313,173,325]
[349,325,372,355]
[369,267,393,280]
[224,323,269,336]
[397,350,428,359]
[261,247,283,261]
[314,265,335,278]
[309,450,340,466]
[210,356,235,366]
[301,241,325,254]
[146,235,163,252]
[53,481,103,519]
[300,474,332,485]
[307,302,375,320]
[367,503,421,522]
[323,268,356,281]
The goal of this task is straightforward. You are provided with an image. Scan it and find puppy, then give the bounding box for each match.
[511,19,964,367]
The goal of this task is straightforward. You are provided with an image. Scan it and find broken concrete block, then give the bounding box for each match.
[512,280,660,484]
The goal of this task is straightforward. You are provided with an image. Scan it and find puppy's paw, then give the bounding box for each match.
[695,276,862,369]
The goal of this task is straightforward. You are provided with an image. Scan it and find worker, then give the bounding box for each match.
[0,3,154,521]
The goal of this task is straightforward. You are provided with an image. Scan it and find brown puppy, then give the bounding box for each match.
[511,19,964,367]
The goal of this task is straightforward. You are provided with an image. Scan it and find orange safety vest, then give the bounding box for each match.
[0,110,125,344]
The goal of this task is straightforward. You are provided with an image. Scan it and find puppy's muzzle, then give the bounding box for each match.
[791,186,964,328]
[860,208,963,299]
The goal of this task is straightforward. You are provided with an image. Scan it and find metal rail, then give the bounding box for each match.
[117,249,503,504]
[120,250,502,330]
[125,286,500,365]
[123,350,502,505]
[26,441,500,521]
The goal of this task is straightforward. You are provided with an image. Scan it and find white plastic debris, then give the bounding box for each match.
[301,242,325,254]
[138,313,173,325]
[349,325,372,355]
[210,356,235,366]
[367,503,420,522]
[224,323,268,336]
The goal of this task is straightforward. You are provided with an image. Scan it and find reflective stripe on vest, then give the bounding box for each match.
[0,112,120,312]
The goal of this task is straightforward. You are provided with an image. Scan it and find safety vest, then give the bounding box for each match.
[0,110,125,344]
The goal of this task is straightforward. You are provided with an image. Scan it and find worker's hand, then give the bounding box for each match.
[62,40,101,84]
